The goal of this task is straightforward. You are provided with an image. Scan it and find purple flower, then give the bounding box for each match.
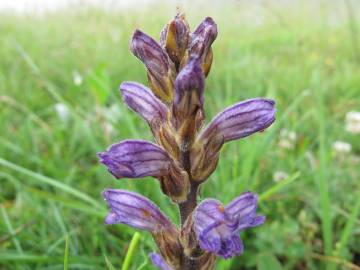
[191,98,275,182]
[150,253,173,270]
[120,81,169,129]
[98,140,172,179]
[130,30,174,103]
[131,30,172,76]
[194,192,265,259]
[103,189,173,232]
[201,98,276,143]
[190,17,217,58]
[189,17,217,76]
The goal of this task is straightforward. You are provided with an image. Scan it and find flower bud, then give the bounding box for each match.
[160,13,190,70]
[131,30,175,103]
[172,57,205,144]
[188,17,217,76]
[191,98,276,182]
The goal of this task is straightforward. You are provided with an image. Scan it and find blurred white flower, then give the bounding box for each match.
[273,171,289,183]
[54,103,70,122]
[345,111,360,134]
[332,140,351,155]
[278,128,297,150]
[72,70,83,86]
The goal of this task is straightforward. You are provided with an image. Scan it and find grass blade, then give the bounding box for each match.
[63,234,69,270]
[121,232,141,270]
[259,171,300,202]
[0,158,102,210]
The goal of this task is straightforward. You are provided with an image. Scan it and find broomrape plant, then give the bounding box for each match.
[98,14,276,270]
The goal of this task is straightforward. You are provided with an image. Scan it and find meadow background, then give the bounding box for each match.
[1,0,360,269]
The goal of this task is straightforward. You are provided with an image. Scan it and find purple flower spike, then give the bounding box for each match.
[150,252,173,270]
[201,98,276,144]
[194,192,265,259]
[103,189,173,232]
[120,81,168,128]
[98,140,171,179]
[173,57,204,118]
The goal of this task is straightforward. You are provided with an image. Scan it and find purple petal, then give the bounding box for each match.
[173,57,204,117]
[189,17,217,58]
[201,98,276,143]
[131,30,171,76]
[103,189,172,232]
[149,253,173,270]
[194,192,265,259]
[98,140,171,179]
[225,192,265,231]
[120,81,168,127]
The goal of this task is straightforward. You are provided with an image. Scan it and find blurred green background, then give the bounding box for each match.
[1,0,360,269]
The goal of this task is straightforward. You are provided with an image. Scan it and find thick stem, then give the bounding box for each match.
[179,182,199,225]
[177,143,201,270]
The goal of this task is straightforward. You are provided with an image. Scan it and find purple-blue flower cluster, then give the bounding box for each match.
[98,13,276,270]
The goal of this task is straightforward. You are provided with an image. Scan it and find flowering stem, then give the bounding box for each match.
[178,143,199,225]
[179,182,199,225]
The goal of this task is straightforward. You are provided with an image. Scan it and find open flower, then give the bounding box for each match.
[103,189,183,268]
[191,98,276,181]
[103,189,173,231]
[193,192,265,259]
[98,140,189,202]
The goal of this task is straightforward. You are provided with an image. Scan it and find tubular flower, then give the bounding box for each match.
[99,13,276,270]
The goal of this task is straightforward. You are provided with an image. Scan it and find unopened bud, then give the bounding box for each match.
[160,13,190,70]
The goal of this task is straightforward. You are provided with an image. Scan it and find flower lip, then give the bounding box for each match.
[193,192,265,259]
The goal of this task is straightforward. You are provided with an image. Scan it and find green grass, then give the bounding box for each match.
[1,1,360,269]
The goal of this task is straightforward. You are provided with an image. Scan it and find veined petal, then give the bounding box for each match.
[189,17,217,76]
[103,189,172,232]
[131,30,172,76]
[190,17,217,58]
[98,140,171,179]
[131,30,175,103]
[120,81,168,128]
[194,192,265,259]
[150,253,173,270]
[200,98,276,143]
[225,192,265,231]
